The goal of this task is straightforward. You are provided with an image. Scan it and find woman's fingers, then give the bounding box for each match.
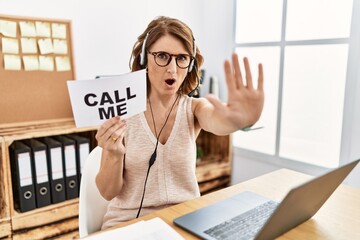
[96,116,120,138]
[257,63,264,91]
[109,121,127,143]
[232,53,244,89]
[243,57,253,89]
[104,120,126,143]
[224,60,236,95]
[95,116,126,146]
[225,53,259,95]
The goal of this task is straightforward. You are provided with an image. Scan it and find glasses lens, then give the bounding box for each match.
[176,55,191,69]
[155,52,171,67]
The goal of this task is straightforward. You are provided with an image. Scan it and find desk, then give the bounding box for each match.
[111,169,360,239]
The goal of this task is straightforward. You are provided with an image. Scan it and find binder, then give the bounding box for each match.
[54,135,79,199]
[66,134,90,185]
[24,139,51,208]
[9,141,36,212]
[40,137,66,204]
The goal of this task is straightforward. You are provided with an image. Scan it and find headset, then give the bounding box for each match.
[139,30,198,96]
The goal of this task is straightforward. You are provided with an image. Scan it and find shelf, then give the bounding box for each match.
[0,119,77,136]
[12,217,78,240]
[0,218,11,239]
[0,124,97,239]
[0,119,97,144]
[198,177,231,194]
[11,199,78,231]
[196,161,231,183]
[195,131,232,194]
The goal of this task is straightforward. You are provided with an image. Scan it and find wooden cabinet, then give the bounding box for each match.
[196,130,232,194]
[0,136,12,239]
[0,120,97,239]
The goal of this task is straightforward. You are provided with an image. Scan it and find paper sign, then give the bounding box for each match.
[19,21,36,37]
[4,54,21,70]
[55,56,71,71]
[0,20,17,37]
[67,69,147,128]
[2,37,19,54]
[52,23,66,39]
[38,38,53,54]
[21,38,38,54]
[53,39,68,54]
[85,217,184,240]
[23,56,39,71]
[39,56,54,71]
[35,21,51,37]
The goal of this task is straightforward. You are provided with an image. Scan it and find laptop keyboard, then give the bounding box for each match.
[203,200,279,240]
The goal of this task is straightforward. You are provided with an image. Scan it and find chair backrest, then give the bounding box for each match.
[78,146,109,238]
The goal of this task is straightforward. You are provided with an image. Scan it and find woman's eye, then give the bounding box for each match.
[177,55,187,62]
[157,52,169,60]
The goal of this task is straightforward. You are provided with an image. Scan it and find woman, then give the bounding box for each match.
[95,16,264,229]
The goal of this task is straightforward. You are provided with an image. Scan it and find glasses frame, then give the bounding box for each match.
[148,51,193,69]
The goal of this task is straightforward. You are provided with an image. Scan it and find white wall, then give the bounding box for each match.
[196,0,235,99]
[0,0,235,117]
[0,0,205,79]
[0,0,235,95]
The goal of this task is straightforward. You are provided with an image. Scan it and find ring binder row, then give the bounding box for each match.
[9,134,91,213]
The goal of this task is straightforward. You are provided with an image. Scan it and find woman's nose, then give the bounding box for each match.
[166,57,177,73]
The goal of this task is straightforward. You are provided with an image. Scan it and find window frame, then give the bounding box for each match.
[232,0,360,168]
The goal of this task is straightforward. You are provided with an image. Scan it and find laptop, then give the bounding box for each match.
[173,159,360,240]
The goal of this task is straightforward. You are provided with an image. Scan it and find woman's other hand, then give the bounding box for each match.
[95,116,127,154]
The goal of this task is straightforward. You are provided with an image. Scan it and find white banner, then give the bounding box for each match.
[67,69,146,128]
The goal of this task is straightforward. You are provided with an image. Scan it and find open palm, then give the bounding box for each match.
[206,53,264,129]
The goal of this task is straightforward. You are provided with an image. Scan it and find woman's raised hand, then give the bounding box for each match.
[206,53,264,129]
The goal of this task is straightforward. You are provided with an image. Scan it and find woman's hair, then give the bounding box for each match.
[130,16,204,95]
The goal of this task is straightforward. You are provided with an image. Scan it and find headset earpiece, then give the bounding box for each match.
[188,37,197,73]
[188,59,194,73]
[187,36,198,96]
[140,31,151,67]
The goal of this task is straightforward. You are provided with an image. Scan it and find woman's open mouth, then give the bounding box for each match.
[165,79,176,86]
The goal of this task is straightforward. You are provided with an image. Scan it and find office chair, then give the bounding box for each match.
[78,146,109,238]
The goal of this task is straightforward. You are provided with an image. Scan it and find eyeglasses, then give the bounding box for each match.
[148,51,193,69]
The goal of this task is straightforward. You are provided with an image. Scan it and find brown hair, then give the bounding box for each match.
[130,16,204,95]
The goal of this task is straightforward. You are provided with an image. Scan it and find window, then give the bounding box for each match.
[233,0,355,168]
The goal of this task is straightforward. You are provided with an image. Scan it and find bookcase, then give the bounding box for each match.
[196,131,232,194]
[0,120,97,239]
[0,14,85,238]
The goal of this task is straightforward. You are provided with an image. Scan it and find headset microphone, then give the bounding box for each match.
[136,93,180,218]
[188,77,199,97]
[188,64,201,97]
[149,148,157,167]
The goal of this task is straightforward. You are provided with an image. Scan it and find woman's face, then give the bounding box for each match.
[147,34,190,97]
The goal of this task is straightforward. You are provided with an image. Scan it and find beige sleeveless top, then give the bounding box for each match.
[101,95,200,229]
